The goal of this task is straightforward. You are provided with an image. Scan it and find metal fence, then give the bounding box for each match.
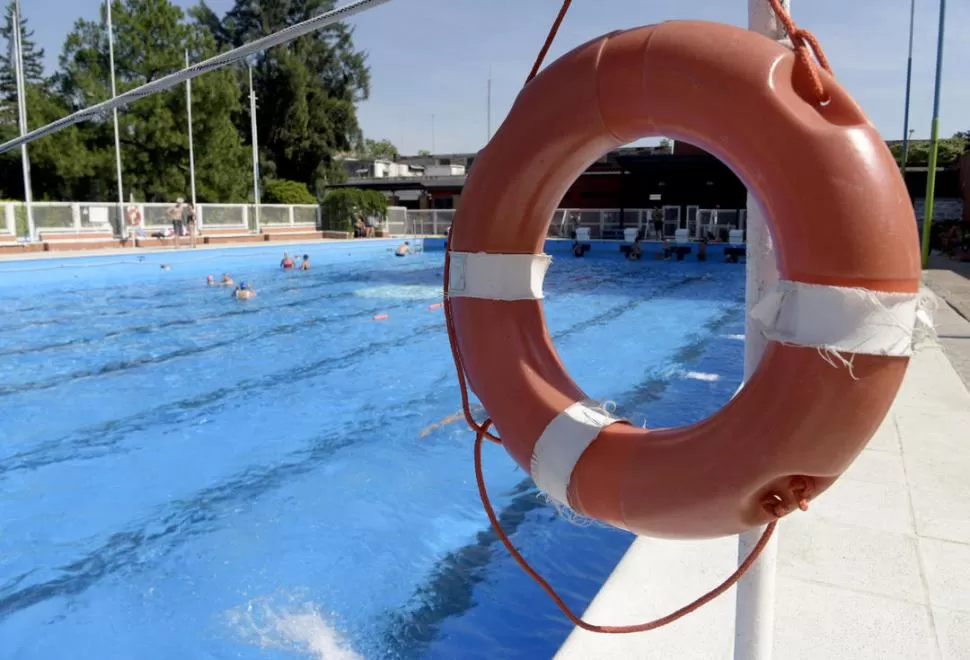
[392,207,749,241]
[0,202,320,241]
[386,206,408,235]
[1,201,753,243]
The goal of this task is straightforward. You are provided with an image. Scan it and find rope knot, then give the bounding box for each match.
[768,0,834,105]
[762,476,815,519]
[788,476,814,511]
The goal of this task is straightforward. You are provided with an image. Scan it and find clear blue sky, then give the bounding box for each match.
[25,0,970,155]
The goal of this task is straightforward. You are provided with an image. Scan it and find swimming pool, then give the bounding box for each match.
[0,240,746,659]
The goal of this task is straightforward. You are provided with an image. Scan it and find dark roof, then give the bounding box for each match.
[614,152,734,177]
[422,175,467,189]
[329,175,466,191]
[397,152,477,161]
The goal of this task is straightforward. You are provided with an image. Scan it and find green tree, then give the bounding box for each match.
[0,3,45,93]
[0,6,91,201]
[890,138,966,167]
[263,178,316,204]
[361,137,398,160]
[196,0,370,196]
[322,187,386,231]
[941,138,968,161]
[56,0,249,202]
[0,85,93,200]
[417,149,431,156]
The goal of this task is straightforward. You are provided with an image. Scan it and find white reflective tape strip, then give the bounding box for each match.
[447,252,551,301]
[530,400,620,508]
[749,280,929,357]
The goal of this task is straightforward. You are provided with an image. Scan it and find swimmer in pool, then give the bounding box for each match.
[394,241,410,257]
[281,252,295,270]
[626,237,643,261]
[299,254,311,271]
[234,281,256,299]
[207,273,234,286]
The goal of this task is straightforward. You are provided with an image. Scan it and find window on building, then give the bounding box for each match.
[433,196,454,210]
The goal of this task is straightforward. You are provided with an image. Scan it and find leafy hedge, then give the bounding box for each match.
[889,138,967,167]
[262,179,317,205]
[322,188,388,232]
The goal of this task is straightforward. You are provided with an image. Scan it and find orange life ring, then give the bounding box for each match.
[445,21,922,539]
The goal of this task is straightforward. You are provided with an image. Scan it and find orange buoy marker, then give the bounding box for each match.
[428,302,443,311]
[372,313,389,321]
[445,20,922,541]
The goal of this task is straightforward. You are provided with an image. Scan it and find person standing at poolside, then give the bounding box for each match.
[126,204,146,245]
[185,203,198,248]
[167,198,185,249]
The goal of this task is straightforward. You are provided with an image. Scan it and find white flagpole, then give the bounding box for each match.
[734,2,788,658]
[486,65,492,143]
[248,62,261,233]
[185,50,197,210]
[106,0,125,240]
[11,0,34,240]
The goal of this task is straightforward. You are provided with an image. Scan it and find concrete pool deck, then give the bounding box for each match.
[558,262,970,660]
[0,237,376,262]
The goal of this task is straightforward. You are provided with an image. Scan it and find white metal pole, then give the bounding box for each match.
[734,2,787,659]
[105,0,125,241]
[11,0,34,241]
[487,66,492,142]
[185,50,197,209]
[899,0,916,172]
[248,63,261,233]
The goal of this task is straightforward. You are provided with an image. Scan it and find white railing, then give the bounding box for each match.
[388,207,747,241]
[2,204,15,237]
[0,201,321,240]
[2,201,746,244]
[697,208,746,241]
[2,204,17,236]
[0,202,122,234]
[386,206,408,235]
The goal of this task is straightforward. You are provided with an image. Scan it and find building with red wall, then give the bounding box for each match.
[332,141,966,235]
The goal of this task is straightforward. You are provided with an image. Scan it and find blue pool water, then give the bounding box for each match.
[0,240,746,659]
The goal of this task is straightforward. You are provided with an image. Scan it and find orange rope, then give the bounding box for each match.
[525,0,573,85]
[440,2,829,634]
[766,0,834,104]
[444,231,799,633]
[442,232,502,445]
[474,421,783,634]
